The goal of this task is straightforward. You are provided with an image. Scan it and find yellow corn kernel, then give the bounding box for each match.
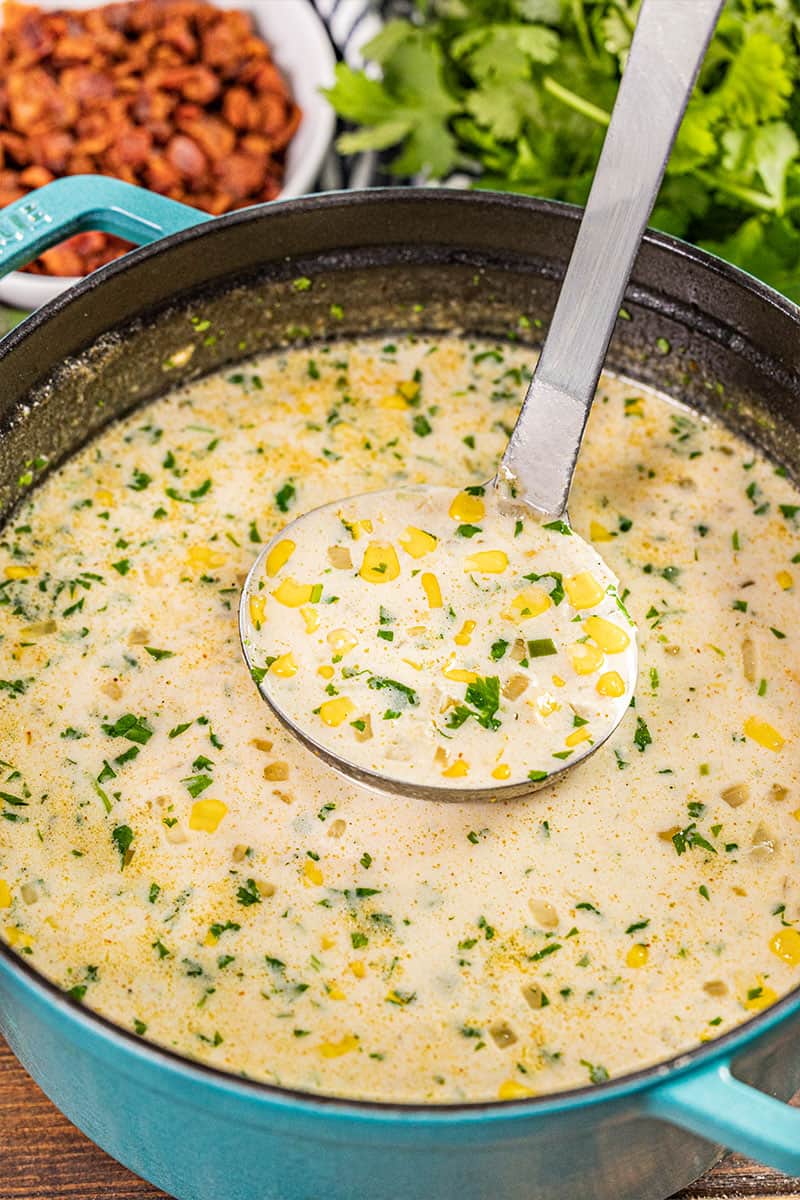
[0,881,11,908]
[770,928,800,966]
[567,642,605,675]
[454,620,476,646]
[464,549,508,574]
[626,944,649,968]
[589,520,614,542]
[186,545,226,570]
[94,488,114,506]
[320,935,336,950]
[4,564,36,580]
[536,695,561,718]
[327,628,357,656]
[443,667,478,684]
[204,929,218,947]
[249,595,266,627]
[492,763,511,781]
[777,570,794,590]
[398,379,420,402]
[318,1034,358,1058]
[360,542,400,584]
[5,561,37,580]
[399,526,438,559]
[449,490,485,523]
[327,982,345,1000]
[744,715,785,752]
[597,670,625,698]
[265,538,296,577]
[743,976,778,1011]
[442,759,469,778]
[565,572,605,610]
[349,960,366,978]
[340,516,372,540]
[317,665,335,680]
[498,1079,535,1101]
[625,397,645,417]
[270,652,298,679]
[584,615,630,653]
[552,674,565,688]
[272,577,316,607]
[565,726,591,748]
[503,586,552,621]
[381,392,410,410]
[303,859,324,886]
[421,572,442,608]
[300,605,319,634]
[4,926,33,950]
[318,697,355,727]
[189,798,228,833]
[792,807,800,822]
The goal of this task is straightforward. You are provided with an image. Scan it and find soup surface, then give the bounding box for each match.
[0,334,798,1103]
[244,484,636,792]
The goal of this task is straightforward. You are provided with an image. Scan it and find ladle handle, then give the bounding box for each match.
[498,0,723,520]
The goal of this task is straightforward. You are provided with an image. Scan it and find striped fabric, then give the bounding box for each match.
[310,0,392,190]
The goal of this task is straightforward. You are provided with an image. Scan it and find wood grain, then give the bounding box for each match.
[1,1037,798,1200]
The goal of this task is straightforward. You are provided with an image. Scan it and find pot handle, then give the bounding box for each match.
[0,175,210,278]
[647,1057,800,1174]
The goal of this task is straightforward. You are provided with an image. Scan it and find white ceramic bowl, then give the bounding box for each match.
[0,0,337,308]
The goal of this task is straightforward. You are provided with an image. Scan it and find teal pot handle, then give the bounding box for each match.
[648,1057,800,1175]
[0,176,210,278]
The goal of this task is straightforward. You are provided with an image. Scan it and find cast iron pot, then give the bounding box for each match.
[0,178,799,1200]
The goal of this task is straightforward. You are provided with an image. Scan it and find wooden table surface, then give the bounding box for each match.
[1,1037,798,1200]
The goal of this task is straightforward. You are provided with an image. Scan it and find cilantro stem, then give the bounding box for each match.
[542,77,610,128]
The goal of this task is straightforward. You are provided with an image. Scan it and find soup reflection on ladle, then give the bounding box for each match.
[239,0,723,800]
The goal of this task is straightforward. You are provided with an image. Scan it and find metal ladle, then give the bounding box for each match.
[240,0,723,800]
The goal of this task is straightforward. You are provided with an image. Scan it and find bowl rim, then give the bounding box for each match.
[1,185,799,1121]
[0,0,337,307]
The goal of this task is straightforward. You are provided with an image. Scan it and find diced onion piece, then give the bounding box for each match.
[528,899,558,928]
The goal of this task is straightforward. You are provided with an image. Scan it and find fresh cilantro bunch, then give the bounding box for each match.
[325,0,800,299]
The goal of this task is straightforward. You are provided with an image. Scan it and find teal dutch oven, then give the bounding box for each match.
[0,177,799,1200]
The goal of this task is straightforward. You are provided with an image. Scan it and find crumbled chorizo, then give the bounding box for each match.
[0,0,302,276]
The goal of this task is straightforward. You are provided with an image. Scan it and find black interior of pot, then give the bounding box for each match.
[1,189,799,526]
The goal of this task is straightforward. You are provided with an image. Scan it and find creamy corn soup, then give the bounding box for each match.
[0,334,798,1104]
[244,485,636,791]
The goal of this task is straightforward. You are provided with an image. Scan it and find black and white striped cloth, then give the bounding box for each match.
[310,0,394,190]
